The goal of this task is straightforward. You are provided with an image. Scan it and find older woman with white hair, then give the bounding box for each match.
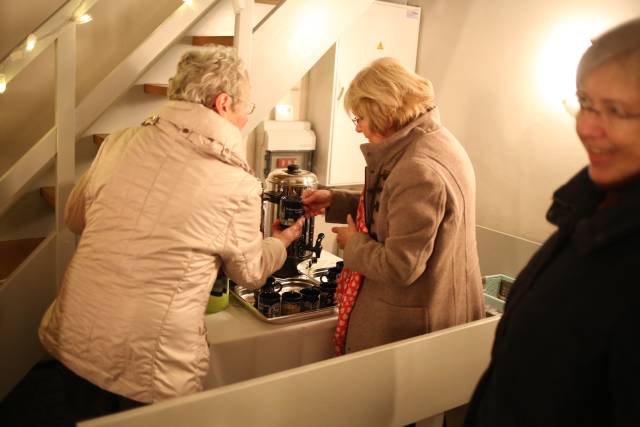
[303,57,485,355]
[38,46,303,420]
[465,17,640,427]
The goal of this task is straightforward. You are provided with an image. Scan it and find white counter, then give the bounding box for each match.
[204,296,337,388]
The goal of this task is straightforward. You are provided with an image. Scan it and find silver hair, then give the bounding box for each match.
[168,46,247,109]
[577,17,640,84]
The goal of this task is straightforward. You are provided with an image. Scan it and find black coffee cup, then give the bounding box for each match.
[281,291,303,315]
[319,281,337,308]
[254,277,283,308]
[258,291,281,318]
[300,287,321,311]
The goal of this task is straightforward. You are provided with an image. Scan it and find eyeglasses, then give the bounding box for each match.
[351,116,363,126]
[246,102,256,115]
[564,94,640,123]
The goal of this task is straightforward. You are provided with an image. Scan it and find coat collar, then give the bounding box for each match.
[360,107,441,173]
[546,167,640,253]
[156,100,246,161]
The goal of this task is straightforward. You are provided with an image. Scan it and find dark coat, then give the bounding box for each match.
[465,168,640,427]
[327,109,484,353]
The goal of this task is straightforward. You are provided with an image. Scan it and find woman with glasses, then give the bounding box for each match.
[38,46,303,420]
[465,17,640,427]
[303,57,485,355]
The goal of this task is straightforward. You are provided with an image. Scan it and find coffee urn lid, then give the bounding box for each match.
[266,164,318,187]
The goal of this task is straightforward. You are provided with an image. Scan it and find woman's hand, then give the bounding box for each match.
[271,217,305,248]
[331,214,357,249]
[302,189,333,217]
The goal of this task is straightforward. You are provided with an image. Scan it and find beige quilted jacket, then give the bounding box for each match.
[39,101,286,403]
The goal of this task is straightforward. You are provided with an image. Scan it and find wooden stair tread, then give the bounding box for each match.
[40,186,55,208]
[143,0,280,96]
[143,84,168,97]
[192,36,234,47]
[0,237,45,281]
[93,134,108,147]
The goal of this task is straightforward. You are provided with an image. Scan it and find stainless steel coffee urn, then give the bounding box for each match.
[262,164,324,277]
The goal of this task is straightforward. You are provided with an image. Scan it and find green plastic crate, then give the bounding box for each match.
[482,274,515,314]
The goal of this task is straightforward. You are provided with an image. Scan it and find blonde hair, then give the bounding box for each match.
[577,17,640,85]
[168,46,247,109]
[344,57,435,134]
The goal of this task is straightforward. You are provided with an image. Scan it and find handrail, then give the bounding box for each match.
[0,0,99,89]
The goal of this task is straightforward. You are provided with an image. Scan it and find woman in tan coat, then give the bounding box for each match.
[303,57,484,355]
[38,46,303,420]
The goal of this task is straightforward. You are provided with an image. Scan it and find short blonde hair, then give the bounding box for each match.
[577,17,640,84]
[168,46,248,109]
[344,57,434,134]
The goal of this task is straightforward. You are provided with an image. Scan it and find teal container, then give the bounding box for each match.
[482,274,515,314]
[206,276,229,314]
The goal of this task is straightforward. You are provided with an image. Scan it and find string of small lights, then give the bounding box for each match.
[0,1,94,94]
[0,0,201,95]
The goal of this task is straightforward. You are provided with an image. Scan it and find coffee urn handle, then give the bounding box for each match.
[262,191,282,203]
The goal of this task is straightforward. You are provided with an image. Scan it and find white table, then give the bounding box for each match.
[204,251,342,389]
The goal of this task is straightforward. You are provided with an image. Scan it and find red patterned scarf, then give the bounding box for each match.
[333,192,368,355]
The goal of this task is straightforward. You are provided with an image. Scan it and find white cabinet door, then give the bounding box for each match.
[326,2,421,186]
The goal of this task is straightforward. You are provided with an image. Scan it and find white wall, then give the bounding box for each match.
[411,0,640,245]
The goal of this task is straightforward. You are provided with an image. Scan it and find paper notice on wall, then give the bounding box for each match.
[406,9,419,19]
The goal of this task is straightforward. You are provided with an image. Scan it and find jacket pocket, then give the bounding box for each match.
[376,301,429,341]
[349,299,429,351]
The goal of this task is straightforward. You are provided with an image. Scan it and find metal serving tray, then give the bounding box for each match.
[230,276,338,324]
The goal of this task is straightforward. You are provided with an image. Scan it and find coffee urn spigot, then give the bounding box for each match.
[312,233,324,261]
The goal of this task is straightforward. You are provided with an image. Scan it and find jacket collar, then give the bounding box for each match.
[360,107,441,173]
[546,167,640,253]
[156,100,246,161]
